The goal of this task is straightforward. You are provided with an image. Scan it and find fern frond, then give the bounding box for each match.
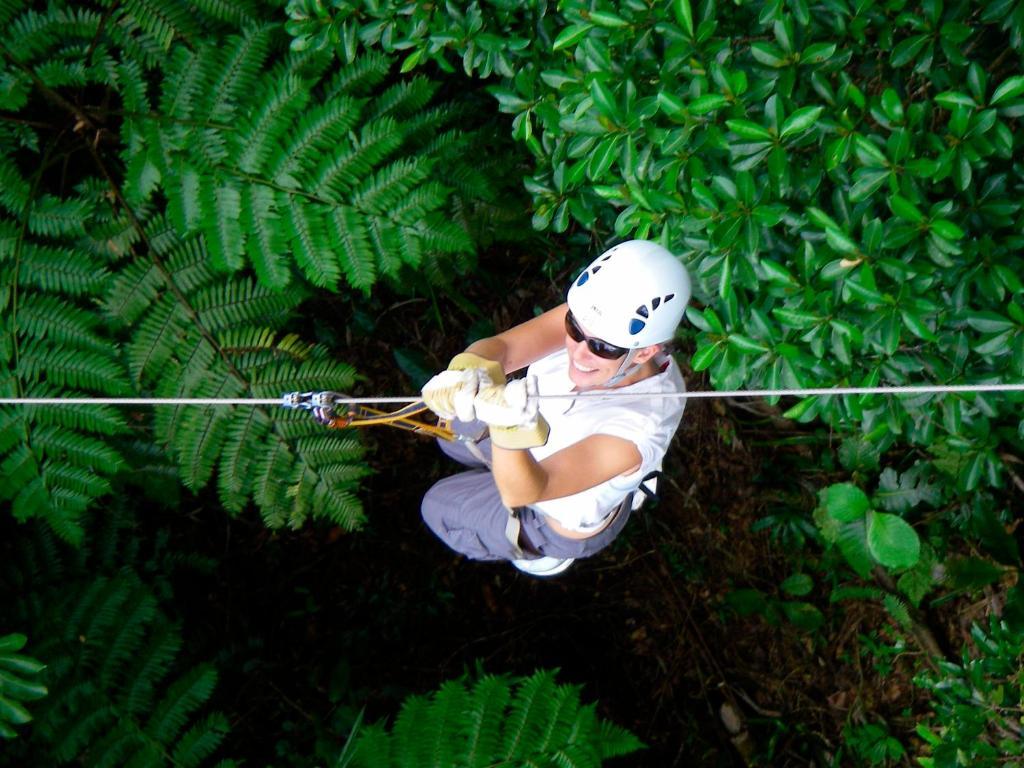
[187,0,260,26]
[201,26,273,125]
[16,294,109,351]
[353,671,640,768]
[216,407,271,512]
[19,243,108,296]
[122,624,182,716]
[464,675,512,767]
[294,435,364,469]
[282,194,339,289]
[253,440,295,527]
[322,50,391,98]
[0,156,31,213]
[18,339,130,394]
[34,402,131,437]
[241,185,290,290]
[35,59,89,88]
[172,383,242,489]
[126,297,189,384]
[194,277,301,332]
[97,587,158,690]
[502,670,557,760]
[366,215,402,278]
[418,212,474,255]
[270,97,365,188]
[5,6,103,63]
[160,45,217,123]
[116,0,202,50]
[33,426,123,471]
[103,260,162,325]
[312,116,403,200]
[366,76,439,121]
[234,72,308,174]
[351,158,432,215]
[27,194,90,237]
[595,718,646,759]
[326,206,376,292]
[145,664,218,747]
[171,712,230,768]
[200,180,244,271]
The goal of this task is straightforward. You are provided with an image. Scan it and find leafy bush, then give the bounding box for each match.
[0,0,522,536]
[2,518,236,767]
[915,618,1024,767]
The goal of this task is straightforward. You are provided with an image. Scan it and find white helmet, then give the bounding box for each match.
[566,240,691,348]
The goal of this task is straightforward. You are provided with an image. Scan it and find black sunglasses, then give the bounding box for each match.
[564,311,629,360]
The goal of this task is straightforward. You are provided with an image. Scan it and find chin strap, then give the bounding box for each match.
[600,349,642,388]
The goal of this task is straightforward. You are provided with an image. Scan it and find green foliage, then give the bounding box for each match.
[2,519,236,767]
[124,30,482,293]
[104,222,370,529]
[295,0,1024,510]
[0,633,47,739]
[818,481,922,572]
[914,618,1024,767]
[840,721,905,767]
[0,188,132,545]
[349,670,644,768]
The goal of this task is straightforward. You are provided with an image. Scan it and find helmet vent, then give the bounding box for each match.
[576,272,589,286]
[592,265,602,274]
[636,305,648,318]
[665,294,675,303]
[629,319,646,335]
[651,297,661,310]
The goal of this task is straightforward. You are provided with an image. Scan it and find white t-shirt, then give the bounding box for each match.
[525,349,686,531]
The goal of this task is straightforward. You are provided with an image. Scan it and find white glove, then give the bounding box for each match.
[421,368,484,421]
[421,352,505,422]
[474,377,550,449]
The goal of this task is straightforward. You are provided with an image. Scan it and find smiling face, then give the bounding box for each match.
[563,312,660,388]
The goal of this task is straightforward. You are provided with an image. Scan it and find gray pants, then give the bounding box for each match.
[421,422,633,562]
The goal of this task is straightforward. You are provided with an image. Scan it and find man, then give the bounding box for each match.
[421,240,690,575]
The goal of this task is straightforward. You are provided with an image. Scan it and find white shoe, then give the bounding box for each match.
[511,556,575,577]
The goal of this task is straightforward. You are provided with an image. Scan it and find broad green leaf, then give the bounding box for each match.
[780,601,824,632]
[824,227,858,254]
[588,10,628,27]
[826,483,869,522]
[691,342,722,371]
[991,75,1024,105]
[930,219,964,240]
[935,91,978,109]
[553,23,594,51]
[837,519,874,578]
[773,308,819,328]
[689,94,729,114]
[780,573,814,596]
[673,0,695,36]
[590,79,619,121]
[779,106,823,139]
[727,333,769,354]
[866,510,921,569]
[750,41,787,67]
[901,310,936,341]
[889,195,924,223]
[726,119,774,140]
[657,91,686,118]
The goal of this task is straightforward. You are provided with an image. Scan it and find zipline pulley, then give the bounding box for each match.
[282,391,454,440]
